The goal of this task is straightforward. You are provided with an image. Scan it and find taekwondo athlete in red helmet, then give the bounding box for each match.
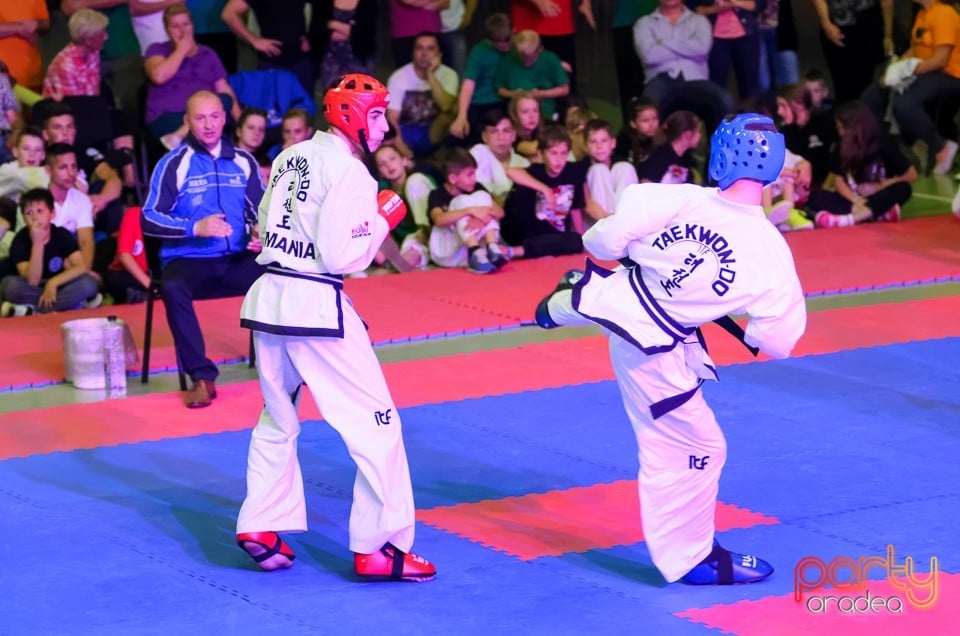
[236,74,436,581]
[534,113,806,585]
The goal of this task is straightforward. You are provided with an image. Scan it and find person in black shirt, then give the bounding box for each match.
[637,110,702,184]
[221,0,314,95]
[0,188,98,316]
[502,125,586,258]
[777,83,837,189]
[809,100,916,228]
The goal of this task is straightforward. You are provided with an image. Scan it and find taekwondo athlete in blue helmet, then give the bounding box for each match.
[534,113,807,585]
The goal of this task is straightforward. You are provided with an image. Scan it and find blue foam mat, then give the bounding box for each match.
[1,339,958,633]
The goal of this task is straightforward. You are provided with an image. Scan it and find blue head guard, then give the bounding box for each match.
[708,114,785,190]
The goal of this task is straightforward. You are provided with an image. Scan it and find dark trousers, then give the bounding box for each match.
[541,34,577,95]
[807,182,912,219]
[708,33,761,101]
[862,72,960,158]
[820,30,882,105]
[161,251,265,382]
[501,194,584,258]
[613,25,646,122]
[103,268,147,304]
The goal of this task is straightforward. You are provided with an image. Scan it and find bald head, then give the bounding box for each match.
[185,90,226,151]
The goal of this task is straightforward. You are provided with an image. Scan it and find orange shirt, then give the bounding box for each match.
[912,3,960,79]
[0,1,50,91]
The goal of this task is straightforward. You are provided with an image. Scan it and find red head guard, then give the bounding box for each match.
[322,74,390,148]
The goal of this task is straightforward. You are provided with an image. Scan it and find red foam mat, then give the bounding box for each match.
[2,295,960,460]
[1,216,958,390]
[784,215,960,295]
[417,480,778,560]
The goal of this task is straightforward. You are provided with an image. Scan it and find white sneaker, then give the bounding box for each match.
[935,140,958,175]
[1,301,36,317]
[765,201,791,226]
[83,292,103,309]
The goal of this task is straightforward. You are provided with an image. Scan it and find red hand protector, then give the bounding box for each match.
[377,189,407,231]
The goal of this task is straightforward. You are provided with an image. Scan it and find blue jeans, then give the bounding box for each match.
[0,273,98,312]
[757,27,799,94]
[709,32,761,100]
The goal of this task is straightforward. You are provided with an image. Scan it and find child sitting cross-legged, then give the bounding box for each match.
[582,118,638,222]
[427,147,508,274]
[0,187,99,317]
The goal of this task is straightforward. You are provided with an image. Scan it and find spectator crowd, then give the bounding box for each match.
[1,0,957,321]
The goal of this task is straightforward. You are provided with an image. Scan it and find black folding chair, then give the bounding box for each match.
[140,238,256,387]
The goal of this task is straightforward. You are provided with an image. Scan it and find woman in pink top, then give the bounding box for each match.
[690,0,761,100]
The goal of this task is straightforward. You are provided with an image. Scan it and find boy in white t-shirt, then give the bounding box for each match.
[45,143,97,274]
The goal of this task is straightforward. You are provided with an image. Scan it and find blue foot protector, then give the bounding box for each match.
[680,540,773,585]
[533,270,584,330]
[534,296,558,329]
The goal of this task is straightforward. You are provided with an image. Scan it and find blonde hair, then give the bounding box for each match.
[68,9,109,43]
[514,30,540,56]
[508,90,539,122]
[163,4,192,29]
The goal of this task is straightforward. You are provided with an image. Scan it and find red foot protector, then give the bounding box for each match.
[354,542,436,582]
[237,531,295,571]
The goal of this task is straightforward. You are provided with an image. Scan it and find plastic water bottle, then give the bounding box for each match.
[103,316,127,398]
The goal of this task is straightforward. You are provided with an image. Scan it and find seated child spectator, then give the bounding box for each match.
[494,30,570,122]
[615,97,664,173]
[266,108,314,161]
[0,188,99,317]
[777,82,836,188]
[234,107,268,158]
[0,127,49,202]
[637,110,702,184]
[811,100,916,228]
[374,143,435,271]
[803,68,832,113]
[234,107,272,182]
[582,118,638,222]
[103,206,150,303]
[762,148,814,231]
[0,197,17,278]
[510,90,543,162]
[470,108,555,208]
[565,105,597,161]
[427,147,508,274]
[502,124,586,257]
[0,64,18,165]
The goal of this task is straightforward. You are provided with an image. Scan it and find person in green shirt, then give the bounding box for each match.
[450,12,512,145]
[494,30,569,122]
